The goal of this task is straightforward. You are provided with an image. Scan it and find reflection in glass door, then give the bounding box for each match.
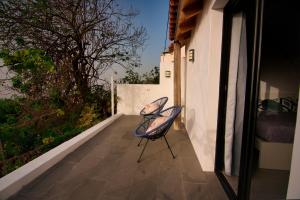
[215,11,248,195]
[215,0,265,199]
[223,12,248,193]
[250,0,300,199]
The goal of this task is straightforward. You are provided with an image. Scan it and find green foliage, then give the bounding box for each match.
[121,66,160,84]
[0,0,147,176]
[30,100,43,111]
[90,85,115,118]
[49,89,64,108]
[122,69,143,84]
[142,66,160,84]
[23,114,33,121]
[0,49,54,73]
[0,99,21,124]
[0,0,146,103]
[42,136,54,145]
[77,106,97,128]
[0,124,38,158]
[11,76,23,89]
[16,127,39,153]
[15,37,25,46]
[0,98,93,177]
[41,126,84,153]
[0,49,55,98]
[56,109,65,117]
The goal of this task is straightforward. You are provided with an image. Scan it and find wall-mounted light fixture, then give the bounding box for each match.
[165,70,171,78]
[188,49,195,62]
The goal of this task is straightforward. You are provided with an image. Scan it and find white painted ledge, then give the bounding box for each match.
[0,114,122,200]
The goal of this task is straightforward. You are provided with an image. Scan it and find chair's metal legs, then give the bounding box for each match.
[137,136,175,162]
[137,138,143,146]
[137,139,149,163]
[163,136,175,159]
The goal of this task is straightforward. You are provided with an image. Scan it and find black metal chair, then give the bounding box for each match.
[137,97,168,146]
[134,106,182,162]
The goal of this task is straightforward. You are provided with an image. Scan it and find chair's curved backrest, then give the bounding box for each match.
[140,97,168,116]
[157,106,182,133]
[160,106,181,120]
[135,106,181,137]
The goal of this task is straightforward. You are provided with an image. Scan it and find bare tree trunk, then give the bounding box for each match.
[72,61,89,102]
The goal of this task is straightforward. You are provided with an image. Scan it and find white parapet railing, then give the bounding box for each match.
[0,114,122,200]
[117,84,174,115]
[116,53,175,115]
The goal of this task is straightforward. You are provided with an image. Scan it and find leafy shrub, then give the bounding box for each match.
[42,136,54,145]
[30,100,43,111]
[0,47,113,177]
[49,89,65,108]
[56,109,65,117]
[77,106,97,128]
[0,99,21,124]
[41,127,84,152]
[0,125,38,159]
[0,100,105,177]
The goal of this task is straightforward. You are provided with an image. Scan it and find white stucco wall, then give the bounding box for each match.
[159,52,175,92]
[117,53,174,115]
[117,84,173,115]
[184,0,224,171]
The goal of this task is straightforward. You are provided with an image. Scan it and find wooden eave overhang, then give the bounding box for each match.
[169,0,179,41]
[169,0,203,45]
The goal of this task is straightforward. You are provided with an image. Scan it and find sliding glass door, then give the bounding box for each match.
[224,12,247,180]
[215,0,264,199]
[215,9,248,196]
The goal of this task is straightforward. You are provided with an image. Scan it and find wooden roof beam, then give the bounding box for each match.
[170,0,179,6]
[176,30,191,41]
[182,1,202,18]
[178,17,196,32]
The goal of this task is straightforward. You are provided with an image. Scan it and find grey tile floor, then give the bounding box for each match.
[250,169,290,200]
[10,115,227,200]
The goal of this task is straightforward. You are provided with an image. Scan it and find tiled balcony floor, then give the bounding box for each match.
[10,115,227,200]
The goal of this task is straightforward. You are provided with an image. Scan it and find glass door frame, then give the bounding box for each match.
[214,0,264,199]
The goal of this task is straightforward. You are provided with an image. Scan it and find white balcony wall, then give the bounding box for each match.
[117,53,175,115]
[183,0,224,171]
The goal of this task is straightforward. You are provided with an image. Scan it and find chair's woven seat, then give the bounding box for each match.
[134,106,182,162]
